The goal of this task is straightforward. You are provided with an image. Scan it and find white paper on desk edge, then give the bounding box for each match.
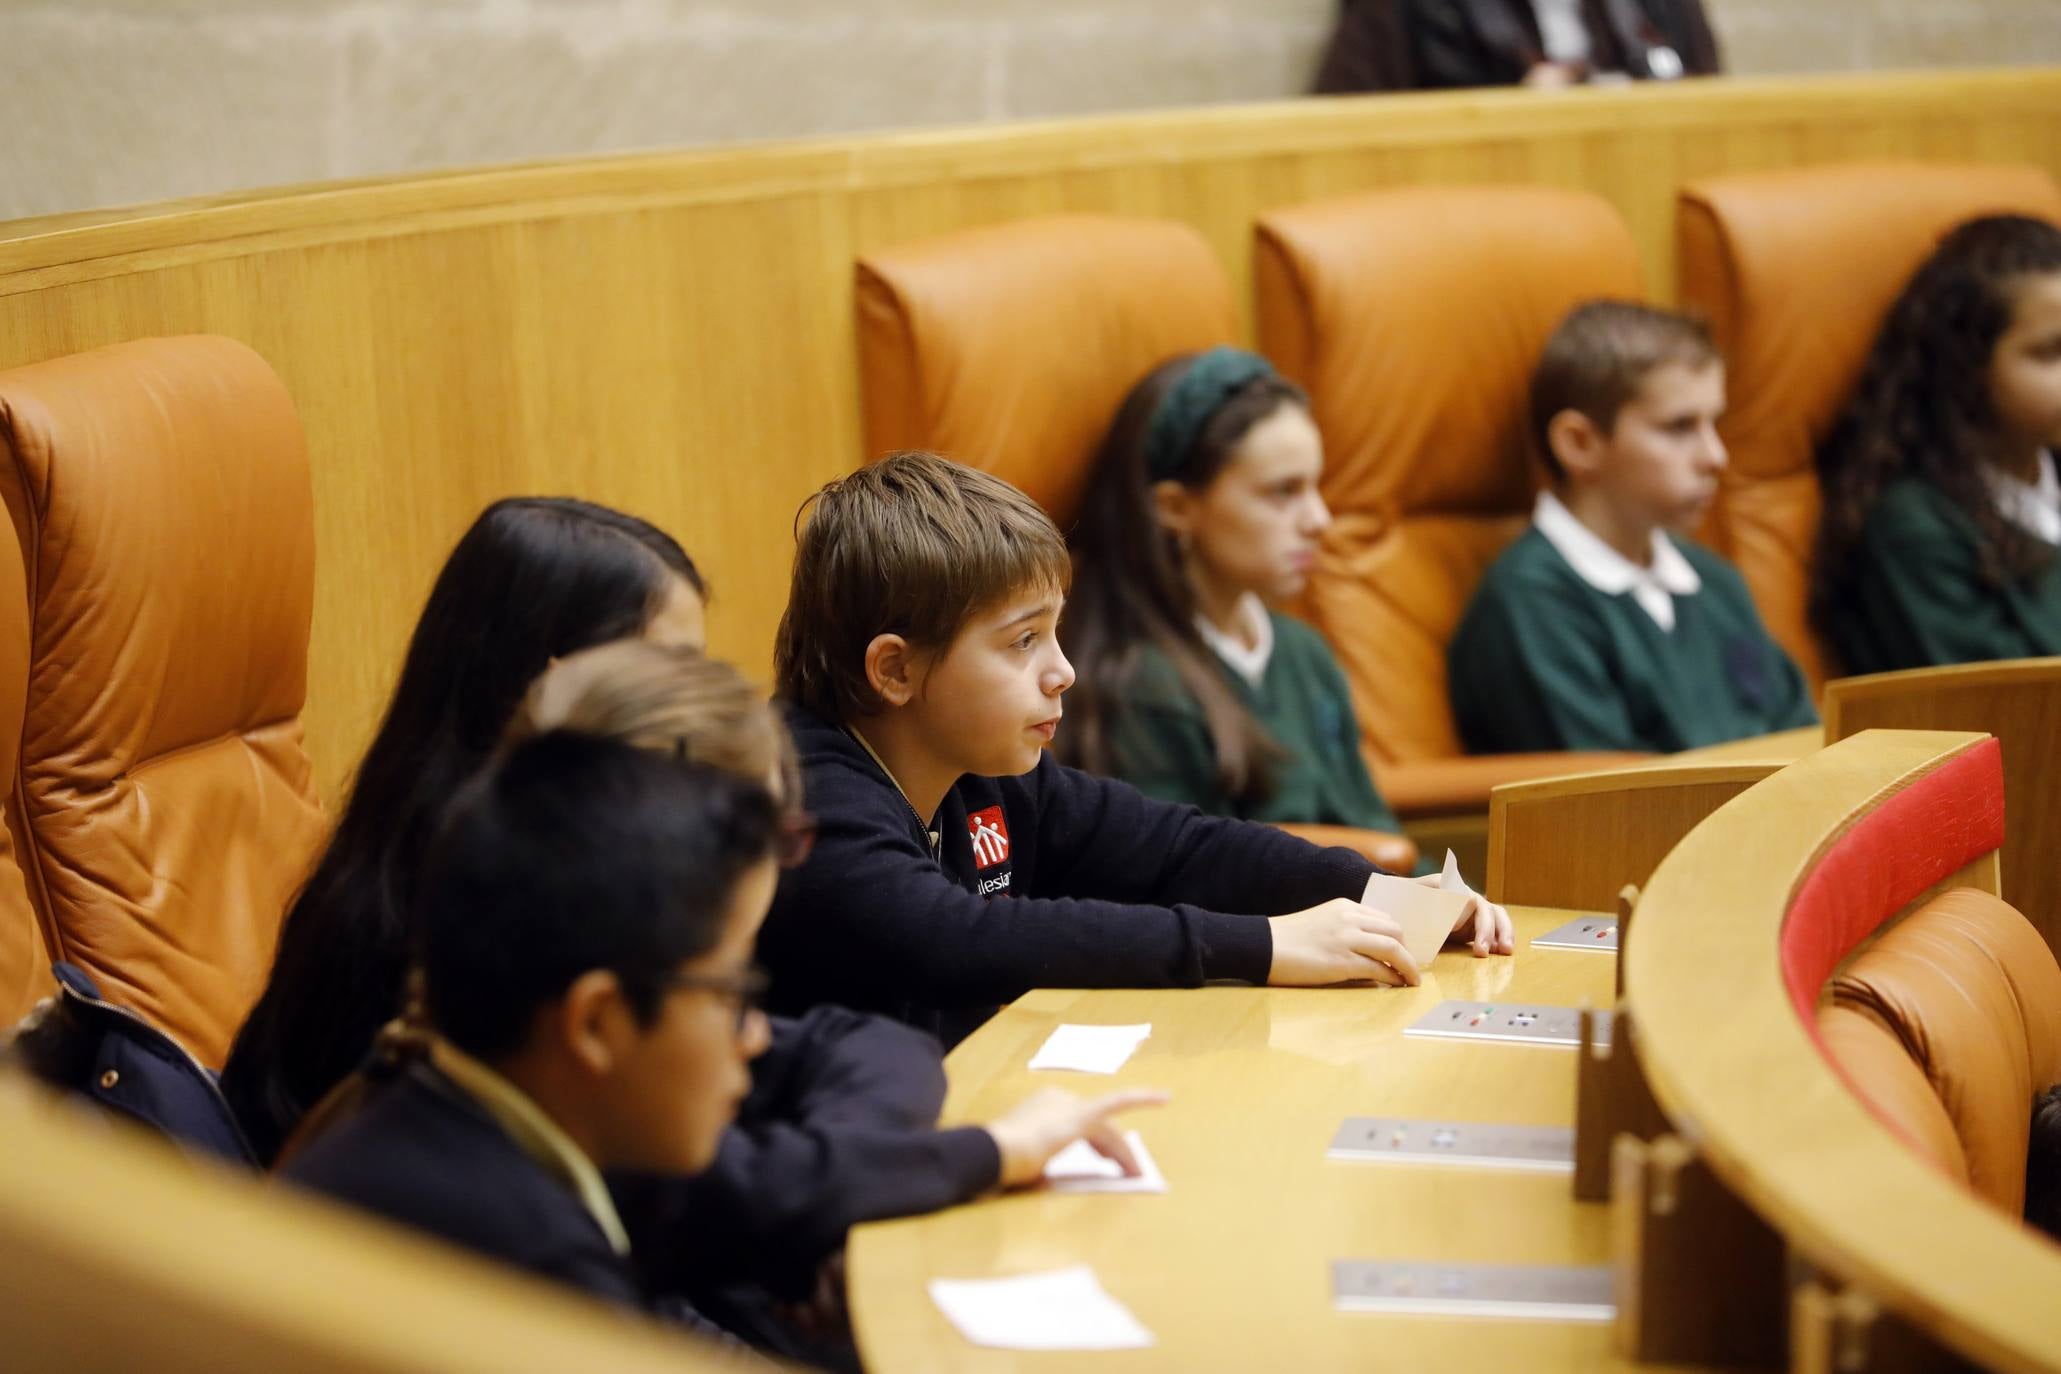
[927,1265,1156,1350]
[1026,1022,1151,1074]
[1043,1130,1167,1192]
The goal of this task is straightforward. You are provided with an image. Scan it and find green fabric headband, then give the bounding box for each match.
[1143,346,1278,483]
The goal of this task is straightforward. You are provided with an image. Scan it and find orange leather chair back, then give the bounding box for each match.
[1816,1002,1971,1189]
[856,214,1239,525]
[1254,185,1643,767]
[0,337,325,1067]
[1828,888,2061,1214]
[0,502,46,1027]
[1678,162,2061,689]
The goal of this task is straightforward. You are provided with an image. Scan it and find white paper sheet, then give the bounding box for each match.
[1042,1130,1167,1193]
[1027,1022,1151,1074]
[928,1266,1156,1350]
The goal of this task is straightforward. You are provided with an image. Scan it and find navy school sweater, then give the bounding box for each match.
[760,705,1381,1046]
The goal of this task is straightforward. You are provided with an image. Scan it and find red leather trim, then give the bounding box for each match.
[1780,739,2005,1026]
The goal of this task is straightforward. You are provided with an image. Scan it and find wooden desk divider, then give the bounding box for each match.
[1792,1280,1980,1374]
[1611,1132,1788,1367]
[1573,886,1665,1202]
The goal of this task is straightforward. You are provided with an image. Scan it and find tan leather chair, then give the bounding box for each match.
[0,503,47,1027]
[1823,657,2061,966]
[856,213,1239,526]
[856,215,1421,869]
[1823,887,2061,1214]
[1678,161,2061,690]
[1253,185,1649,817]
[0,336,325,1067]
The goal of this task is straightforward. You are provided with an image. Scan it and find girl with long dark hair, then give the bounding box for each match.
[1813,214,2061,674]
[1060,347,1418,872]
[221,497,708,1166]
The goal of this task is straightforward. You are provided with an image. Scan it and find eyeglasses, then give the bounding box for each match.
[665,964,770,1037]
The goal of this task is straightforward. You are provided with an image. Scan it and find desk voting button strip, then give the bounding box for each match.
[1529,916,1619,952]
[1328,1117,1574,1173]
[1332,1260,1614,1322]
[1402,1000,1611,1049]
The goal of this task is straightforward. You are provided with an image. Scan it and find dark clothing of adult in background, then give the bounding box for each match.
[1313,0,1721,93]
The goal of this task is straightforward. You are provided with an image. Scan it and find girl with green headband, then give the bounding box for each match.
[1061,347,1426,874]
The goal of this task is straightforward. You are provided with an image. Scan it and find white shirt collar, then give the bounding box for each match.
[1194,592,1274,688]
[1533,490,1702,632]
[1984,451,2061,546]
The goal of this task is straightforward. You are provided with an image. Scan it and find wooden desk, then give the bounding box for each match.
[848,907,1671,1372]
[1647,725,1821,767]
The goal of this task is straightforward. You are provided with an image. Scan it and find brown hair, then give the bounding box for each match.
[1061,352,1303,801]
[773,452,1072,722]
[1530,300,1721,481]
[509,639,800,814]
[1813,214,2061,641]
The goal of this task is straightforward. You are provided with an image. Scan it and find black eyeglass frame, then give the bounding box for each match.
[664,964,771,1035]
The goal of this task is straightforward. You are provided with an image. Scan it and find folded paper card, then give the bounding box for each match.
[1044,1130,1167,1193]
[928,1266,1155,1350]
[1359,871,1471,970]
[1028,1022,1151,1074]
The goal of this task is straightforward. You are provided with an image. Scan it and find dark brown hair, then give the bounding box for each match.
[1531,300,1721,481]
[1060,352,1306,802]
[774,452,1071,722]
[1812,214,2061,642]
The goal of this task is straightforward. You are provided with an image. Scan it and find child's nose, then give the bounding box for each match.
[1047,645,1076,694]
[1702,424,1729,472]
[1303,491,1333,534]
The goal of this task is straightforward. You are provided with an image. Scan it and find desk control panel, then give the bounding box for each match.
[1402,1000,1611,1049]
[1328,1117,1574,1172]
[1529,916,1619,952]
[1332,1260,1614,1321]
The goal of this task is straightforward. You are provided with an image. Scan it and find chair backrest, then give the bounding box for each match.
[1824,887,2061,1214]
[0,498,45,1028]
[1253,184,1644,766]
[1823,657,2061,966]
[1677,161,2061,689]
[0,336,325,1067]
[855,213,1238,524]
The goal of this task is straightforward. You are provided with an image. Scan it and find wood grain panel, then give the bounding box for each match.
[0,70,2056,798]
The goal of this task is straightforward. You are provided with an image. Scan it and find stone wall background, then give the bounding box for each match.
[2,0,2057,221]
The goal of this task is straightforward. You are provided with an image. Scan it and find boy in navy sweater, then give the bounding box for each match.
[761,452,1511,1045]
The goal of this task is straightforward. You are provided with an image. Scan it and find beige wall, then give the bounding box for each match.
[1,0,2058,222]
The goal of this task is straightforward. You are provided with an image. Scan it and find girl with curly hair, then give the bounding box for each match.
[1812,215,2061,674]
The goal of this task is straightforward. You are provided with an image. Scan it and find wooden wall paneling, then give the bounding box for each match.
[0,71,2057,799]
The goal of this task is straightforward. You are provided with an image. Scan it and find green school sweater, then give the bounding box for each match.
[1448,527,1818,754]
[1105,611,1409,845]
[1830,476,2061,677]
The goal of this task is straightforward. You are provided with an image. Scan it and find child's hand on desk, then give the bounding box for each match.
[1267,899,1422,988]
[1412,871,1515,957]
[986,1087,1169,1190]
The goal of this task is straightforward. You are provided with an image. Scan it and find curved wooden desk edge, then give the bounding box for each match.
[1627,729,2061,1374]
[0,1070,755,1372]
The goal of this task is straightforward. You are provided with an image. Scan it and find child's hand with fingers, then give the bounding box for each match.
[1412,868,1516,957]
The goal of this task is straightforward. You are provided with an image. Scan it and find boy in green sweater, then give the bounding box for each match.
[1449,301,1816,754]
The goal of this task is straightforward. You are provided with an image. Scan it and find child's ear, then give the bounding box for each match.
[865,633,919,708]
[1547,409,1609,481]
[558,969,635,1076]
[1150,479,1198,542]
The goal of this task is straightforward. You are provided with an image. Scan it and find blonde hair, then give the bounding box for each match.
[773,451,1071,722]
[509,640,800,811]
